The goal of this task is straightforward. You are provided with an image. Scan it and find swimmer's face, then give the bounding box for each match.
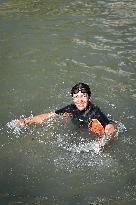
[72,91,90,111]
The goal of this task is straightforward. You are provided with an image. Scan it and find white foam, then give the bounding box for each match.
[6,119,27,137]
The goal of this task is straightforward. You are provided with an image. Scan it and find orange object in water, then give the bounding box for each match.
[88,119,105,135]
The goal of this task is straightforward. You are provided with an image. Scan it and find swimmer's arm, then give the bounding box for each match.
[18,112,56,127]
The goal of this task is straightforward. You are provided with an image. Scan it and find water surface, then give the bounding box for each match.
[0,0,136,204]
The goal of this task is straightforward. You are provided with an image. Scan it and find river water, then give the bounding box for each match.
[0,0,136,204]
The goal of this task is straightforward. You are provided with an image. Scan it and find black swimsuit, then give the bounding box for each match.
[55,102,111,128]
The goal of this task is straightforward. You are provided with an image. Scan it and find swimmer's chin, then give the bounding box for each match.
[75,105,86,111]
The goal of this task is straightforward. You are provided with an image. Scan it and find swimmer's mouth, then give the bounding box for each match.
[77,104,85,107]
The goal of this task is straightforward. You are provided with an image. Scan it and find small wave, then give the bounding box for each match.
[66,141,101,154]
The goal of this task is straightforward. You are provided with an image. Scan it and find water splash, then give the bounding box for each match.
[6,118,30,137]
[116,121,127,133]
[6,119,22,136]
[64,141,101,154]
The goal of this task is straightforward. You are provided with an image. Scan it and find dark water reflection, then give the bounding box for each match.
[0,0,136,204]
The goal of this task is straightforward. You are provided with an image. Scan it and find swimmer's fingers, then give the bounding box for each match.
[17,119,29,128]
[16,118,31,128]
[16,119,25,128]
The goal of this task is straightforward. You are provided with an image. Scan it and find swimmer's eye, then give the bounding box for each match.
[73,94,78,98]
[83,93,88,97]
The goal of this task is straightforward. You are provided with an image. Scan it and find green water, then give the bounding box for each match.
[0,0,136,204]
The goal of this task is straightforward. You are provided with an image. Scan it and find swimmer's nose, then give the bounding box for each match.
[78,98,84,103]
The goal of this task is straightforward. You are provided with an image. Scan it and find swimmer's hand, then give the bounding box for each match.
[16,117,32,128]
[105,123,117,139]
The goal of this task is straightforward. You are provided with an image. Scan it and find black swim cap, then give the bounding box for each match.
[71,82,91,96]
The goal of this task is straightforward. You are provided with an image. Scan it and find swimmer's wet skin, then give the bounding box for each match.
[17,82,117,150]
